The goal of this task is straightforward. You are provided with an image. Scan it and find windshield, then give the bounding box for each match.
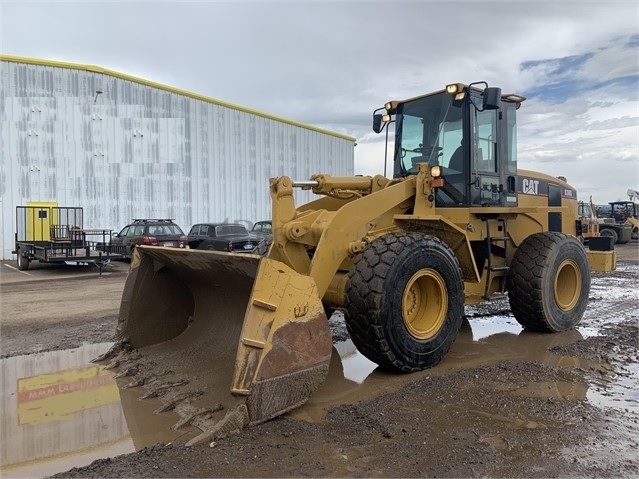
[579,203,592,218]
[148,224,184,236]
[395,92,463,176]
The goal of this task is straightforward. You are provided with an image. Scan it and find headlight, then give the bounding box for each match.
[446,84,459,94]
[430,165,442,178]
[446,83,466,96]
[384,100,398,114]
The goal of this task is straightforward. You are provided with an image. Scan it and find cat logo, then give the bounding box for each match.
[522,178,540,195]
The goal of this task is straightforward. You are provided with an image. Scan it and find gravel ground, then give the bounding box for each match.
[1,243,637,478]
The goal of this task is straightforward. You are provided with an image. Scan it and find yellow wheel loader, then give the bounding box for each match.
[99,82,616,445]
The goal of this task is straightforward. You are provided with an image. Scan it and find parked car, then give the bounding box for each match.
[111,219,188,258]
[188,223,264,253]
[251,220,272,240]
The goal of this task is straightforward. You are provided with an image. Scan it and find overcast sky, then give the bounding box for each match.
[1,0,637,202]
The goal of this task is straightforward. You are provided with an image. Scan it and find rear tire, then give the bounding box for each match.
[599,228,618,245]
[507,232,590,332]
[17,251,30,271]
[345,232,464,372]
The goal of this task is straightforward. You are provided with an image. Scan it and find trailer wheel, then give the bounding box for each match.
[507,232,590,332]
[17,251,30,271]
[345,232,464,372]
[599,227,618,245]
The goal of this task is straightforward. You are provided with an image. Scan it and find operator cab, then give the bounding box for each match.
[373,82,525,207]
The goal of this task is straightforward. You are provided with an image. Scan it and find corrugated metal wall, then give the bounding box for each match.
[0,57,355,260]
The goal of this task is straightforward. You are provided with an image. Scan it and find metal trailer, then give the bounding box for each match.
[12,205,124,271]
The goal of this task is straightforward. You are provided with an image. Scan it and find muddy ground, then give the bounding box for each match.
[1,242,638,478]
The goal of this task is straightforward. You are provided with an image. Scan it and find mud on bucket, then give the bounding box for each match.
[99,246,333,445]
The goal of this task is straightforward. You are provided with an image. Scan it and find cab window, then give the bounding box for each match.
[474,109,496,173]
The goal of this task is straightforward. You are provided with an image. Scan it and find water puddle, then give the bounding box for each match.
[587,361,639,414]
[0,343,197,478]
[1,308,634,476]
[290,315,595,422]
[1,343,129,477]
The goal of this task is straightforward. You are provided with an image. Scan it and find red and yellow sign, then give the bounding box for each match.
[17,365,119,425]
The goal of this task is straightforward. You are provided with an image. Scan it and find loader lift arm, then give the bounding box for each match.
[267,174,419,298]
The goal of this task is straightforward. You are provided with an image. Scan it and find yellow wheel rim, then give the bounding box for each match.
[554,259,581,311]
[402,269,448,340]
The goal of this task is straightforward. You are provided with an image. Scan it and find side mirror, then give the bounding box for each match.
[372,113,383,133]
[483,87,502,110]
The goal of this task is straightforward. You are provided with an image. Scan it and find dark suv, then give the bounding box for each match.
[111,219,188,258]
[188,223,264,253]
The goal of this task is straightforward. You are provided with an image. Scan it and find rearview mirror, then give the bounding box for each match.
[483,87,502,110]
[372,113,383,133]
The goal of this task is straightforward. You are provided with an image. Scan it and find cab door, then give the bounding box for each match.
[470,108,501,206]
[470,100,519,207]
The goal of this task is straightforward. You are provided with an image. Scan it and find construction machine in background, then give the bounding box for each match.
[595,189,638,243]
[626,188,639,239]
[608,188,639,240]
[99,82,617,445]
[577,197,600,243]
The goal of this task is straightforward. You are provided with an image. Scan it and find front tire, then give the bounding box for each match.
[345,232,464,372]
[507,232,590,332]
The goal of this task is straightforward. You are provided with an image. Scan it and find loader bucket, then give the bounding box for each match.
[103,246,332,445]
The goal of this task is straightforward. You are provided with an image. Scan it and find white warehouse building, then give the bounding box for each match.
[0,55,355,260]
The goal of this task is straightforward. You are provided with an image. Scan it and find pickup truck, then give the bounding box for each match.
[187,223,264,253]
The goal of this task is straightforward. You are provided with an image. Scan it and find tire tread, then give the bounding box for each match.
[345,232,464,372]
[507,232,590,332]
